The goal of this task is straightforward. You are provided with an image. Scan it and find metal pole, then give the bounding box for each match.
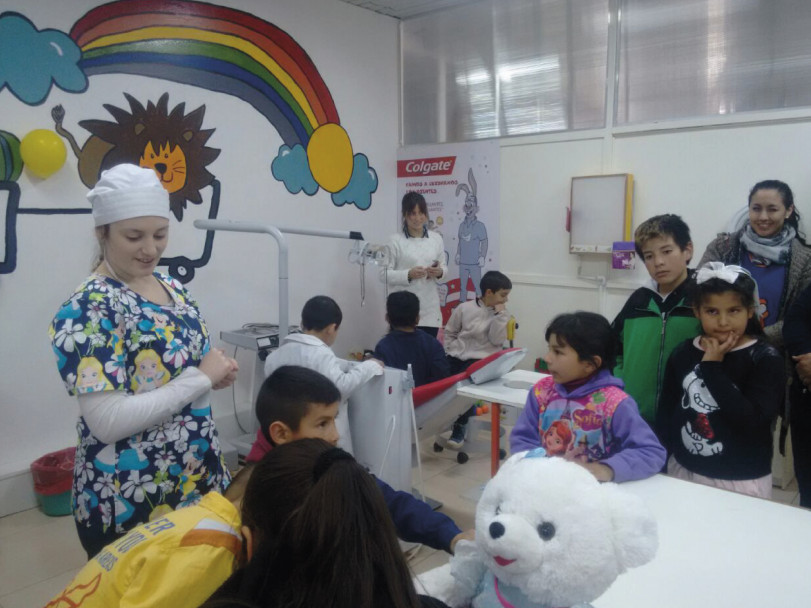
[194,219,365,341]
[194,219,290,341]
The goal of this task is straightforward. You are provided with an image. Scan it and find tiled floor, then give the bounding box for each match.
[0,507,86,608]
[0,435,802,607]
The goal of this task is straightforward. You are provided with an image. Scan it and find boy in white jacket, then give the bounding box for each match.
[264,295,383,453]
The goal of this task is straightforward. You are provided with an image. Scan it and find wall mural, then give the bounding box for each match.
[52,93,221,280]
[0,0,378,281]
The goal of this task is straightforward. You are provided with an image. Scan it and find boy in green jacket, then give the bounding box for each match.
[612,214,702,426]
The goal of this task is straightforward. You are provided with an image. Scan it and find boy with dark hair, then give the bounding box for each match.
[611,214,702,425]
[301,294,343,331]
[444,270,514,447]
[479,270,513,294]
[253,364,341,447]
[374,291,450,387]
[263,295,382,452]
[247,365,471,554]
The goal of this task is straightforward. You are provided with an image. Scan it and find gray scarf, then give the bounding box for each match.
[739,224,795,265]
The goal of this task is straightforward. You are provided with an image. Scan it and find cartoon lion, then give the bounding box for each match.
[52,92,219,220]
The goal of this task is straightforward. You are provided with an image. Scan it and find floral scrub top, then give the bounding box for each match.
[49,272,230,537]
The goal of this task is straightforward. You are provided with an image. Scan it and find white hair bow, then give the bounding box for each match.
[695,261,750,285]
[695,261,765,318]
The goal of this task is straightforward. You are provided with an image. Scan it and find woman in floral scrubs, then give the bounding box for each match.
[49,164,238,558]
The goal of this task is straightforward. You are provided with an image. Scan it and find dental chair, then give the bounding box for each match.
[412,347,527,463]
[349,347,527,501]
[349,367,413,493]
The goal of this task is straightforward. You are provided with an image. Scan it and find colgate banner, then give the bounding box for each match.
[397,156,456,177]
[396,142,500,324]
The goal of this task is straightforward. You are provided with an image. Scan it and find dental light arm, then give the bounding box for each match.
[193,219,365,340]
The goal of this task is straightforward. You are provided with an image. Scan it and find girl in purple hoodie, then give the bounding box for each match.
[510,312,666,482]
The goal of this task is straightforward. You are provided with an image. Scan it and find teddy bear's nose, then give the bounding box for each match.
[489,521,505,539]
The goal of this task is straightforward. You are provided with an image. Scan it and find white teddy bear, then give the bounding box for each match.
[418,448,658,608]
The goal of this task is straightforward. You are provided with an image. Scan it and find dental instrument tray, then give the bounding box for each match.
[221,324,299,351]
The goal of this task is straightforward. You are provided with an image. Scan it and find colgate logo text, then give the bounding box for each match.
[397,156,456,177]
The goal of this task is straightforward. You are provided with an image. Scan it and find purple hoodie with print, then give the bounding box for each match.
[510,369,665,482]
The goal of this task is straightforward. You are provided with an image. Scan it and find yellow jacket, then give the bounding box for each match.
[45,492,241,608]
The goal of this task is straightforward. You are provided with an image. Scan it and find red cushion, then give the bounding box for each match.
[412,348,525,408]
[412,371,468,407]
[466,348,524,375]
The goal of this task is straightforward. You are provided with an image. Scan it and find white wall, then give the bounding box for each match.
[4,0,810,515]
[501,118,811,369]
[0,0,399,510]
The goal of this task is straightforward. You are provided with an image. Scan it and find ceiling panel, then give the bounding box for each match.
[338,0,480,20]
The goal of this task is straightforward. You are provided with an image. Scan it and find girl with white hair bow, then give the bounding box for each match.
[49,164,238,558]
[657,262,784,498]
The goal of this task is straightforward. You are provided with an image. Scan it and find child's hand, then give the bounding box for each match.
[577,461,615,482]
[408,266,428,280]
[700,333,738,362]
[493,303,506,313]
[450,529,476,553]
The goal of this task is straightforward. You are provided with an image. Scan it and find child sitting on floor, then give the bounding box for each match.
[375,291,450,386]
[510,312,665,482]
[246,365,471,554]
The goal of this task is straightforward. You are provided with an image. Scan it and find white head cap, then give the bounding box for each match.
[88,164,171,227]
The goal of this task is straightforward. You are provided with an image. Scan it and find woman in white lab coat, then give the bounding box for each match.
[382,192,448,337]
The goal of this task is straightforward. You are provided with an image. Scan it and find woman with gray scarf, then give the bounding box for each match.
[699,180,811,350]
[700,181,811,480]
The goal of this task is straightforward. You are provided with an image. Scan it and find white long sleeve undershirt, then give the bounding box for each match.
[76,367,212,444]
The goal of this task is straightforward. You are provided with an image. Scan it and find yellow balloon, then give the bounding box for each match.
[306,123,353,193]
[20,129,67,179]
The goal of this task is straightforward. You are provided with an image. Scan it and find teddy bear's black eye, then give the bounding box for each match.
[537,521,555,541]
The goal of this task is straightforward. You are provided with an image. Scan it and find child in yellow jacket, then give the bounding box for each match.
[46,466,251,608]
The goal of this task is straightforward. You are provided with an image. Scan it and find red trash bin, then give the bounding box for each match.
[30,447,75,516]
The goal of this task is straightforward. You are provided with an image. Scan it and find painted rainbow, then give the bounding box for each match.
[70,0,340,147]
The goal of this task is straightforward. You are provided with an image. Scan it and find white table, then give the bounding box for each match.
[595,473,811,607]
[456,369,547,475]
[457,369,811,606]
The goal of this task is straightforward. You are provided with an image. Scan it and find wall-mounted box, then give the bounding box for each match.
[569,174,633,254]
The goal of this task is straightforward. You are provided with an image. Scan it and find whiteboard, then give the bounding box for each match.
[569,174,633,253]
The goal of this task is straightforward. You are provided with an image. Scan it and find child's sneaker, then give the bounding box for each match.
[446,423,466,449]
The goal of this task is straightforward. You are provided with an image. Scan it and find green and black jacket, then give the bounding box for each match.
[611,270,702,425]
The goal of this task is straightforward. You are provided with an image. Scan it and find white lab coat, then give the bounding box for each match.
[381,231,448,328]
[263,333,382,453]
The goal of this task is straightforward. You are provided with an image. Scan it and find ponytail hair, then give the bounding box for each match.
[269,449,420,608]
[205,439,421,608]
